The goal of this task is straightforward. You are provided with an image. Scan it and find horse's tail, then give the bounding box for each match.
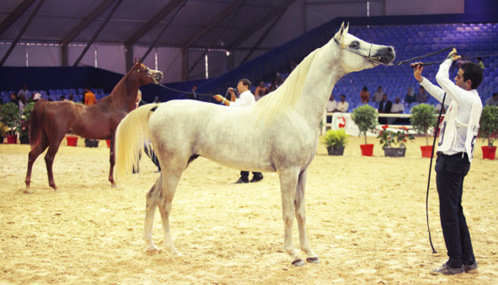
[115,103,159,183]
[29,99,48,149]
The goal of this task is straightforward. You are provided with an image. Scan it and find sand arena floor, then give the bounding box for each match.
[0,136,497,284]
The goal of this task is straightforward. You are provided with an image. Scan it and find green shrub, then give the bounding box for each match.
[479,106,498,147]
[410,104,437,145]
[323,129,349,149]
[351,104,378,144]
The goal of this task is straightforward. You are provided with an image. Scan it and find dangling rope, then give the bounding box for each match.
[408,58,459,254]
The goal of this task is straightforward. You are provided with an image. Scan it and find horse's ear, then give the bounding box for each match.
[134,58,138,65]
[334,22,346,46]
[334,22,347,47]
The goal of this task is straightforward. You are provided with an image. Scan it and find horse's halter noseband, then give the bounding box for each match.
[333,37,381,62]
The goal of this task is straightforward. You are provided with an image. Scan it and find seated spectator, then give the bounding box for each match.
[477,57,485,70]
[336,94,349,113]
[416,86,429,103]
[84,88,97,105]
[378,94,392,124]
[325,94,337,124]
[404,87,417,106]
[372,86,385,103]
[390,96,405,124]
[326,93,337,113]
[391,97,404,114]
[254,81,268,101]
[485,92,498,106]
[360,86,370,104]
[17,85,29,113]
[10,92,19,106]
[32,92,41,102]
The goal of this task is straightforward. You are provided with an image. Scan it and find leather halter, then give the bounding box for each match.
[333,37,381,61]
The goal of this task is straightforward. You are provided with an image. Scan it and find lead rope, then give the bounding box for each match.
[421,60,456,254]
[426,92,446,254]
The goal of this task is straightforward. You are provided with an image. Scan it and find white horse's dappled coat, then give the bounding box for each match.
[115,23,395,266]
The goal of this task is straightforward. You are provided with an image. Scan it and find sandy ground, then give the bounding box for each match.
[0,135,497,284]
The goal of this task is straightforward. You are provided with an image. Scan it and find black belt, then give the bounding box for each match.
[436,151,467,157]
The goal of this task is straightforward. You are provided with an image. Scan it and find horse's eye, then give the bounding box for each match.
[350,41,360,49]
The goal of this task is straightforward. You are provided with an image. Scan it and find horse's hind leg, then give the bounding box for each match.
[44,138,64,190]
[295,168,319,264]
[143,174,162,254]
[25,135,49,193]
[279,169,305,266]
[157,167,183,256]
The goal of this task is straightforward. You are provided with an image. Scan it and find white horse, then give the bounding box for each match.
[115,23,395,266]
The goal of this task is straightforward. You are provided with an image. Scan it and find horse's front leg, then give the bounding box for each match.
[108,138,116,187]
[143,175,161,254]
[295,168,319,264]
[279,169,304,266]
[157,168,182,256]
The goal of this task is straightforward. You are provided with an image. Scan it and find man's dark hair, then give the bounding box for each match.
[461,62,483,89]
[239,78,251,88]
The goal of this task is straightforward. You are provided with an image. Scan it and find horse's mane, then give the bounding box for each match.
[253,47,320,123]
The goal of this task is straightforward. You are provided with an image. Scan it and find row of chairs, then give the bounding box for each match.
[0,88,107,104]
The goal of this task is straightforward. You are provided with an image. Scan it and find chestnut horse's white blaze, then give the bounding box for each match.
[115,23,395,266]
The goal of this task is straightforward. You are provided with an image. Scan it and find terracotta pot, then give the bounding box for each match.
[481,146,497,160]
[360,144,374,156]
[420,145,433,158]
[6,134,17,144]
[66,136,78,147]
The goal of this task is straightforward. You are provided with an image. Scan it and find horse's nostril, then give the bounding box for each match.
[386,47,393,53]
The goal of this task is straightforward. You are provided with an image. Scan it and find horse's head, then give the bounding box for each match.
[132,59,164,85]
[333,22,396,72]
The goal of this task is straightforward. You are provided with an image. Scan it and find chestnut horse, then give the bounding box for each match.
[25,60,163,191]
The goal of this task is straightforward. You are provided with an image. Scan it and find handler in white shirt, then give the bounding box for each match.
[212,79,263,184]
[412,48,483,276]
[213,79,255,107]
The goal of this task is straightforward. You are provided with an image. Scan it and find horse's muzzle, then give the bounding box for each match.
[375,46,396,65]
[151,70,164,84]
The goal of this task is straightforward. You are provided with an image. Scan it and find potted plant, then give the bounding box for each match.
[0,121,9,143]
[377,125,415,157]
[351,104,378,156]
[0,102,20,144]
[479,105,498,160]
[17,102,35,144]
[410,104,437,158]
[322,129,349,155]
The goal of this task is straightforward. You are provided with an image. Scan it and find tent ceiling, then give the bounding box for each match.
[0,0,295,50]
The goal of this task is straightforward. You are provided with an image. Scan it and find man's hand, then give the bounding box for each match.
[411,62,424,82]
[213,94,224,102]
[447,48,461,61]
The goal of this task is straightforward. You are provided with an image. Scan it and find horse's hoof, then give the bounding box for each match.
[111,183,117,188]
[306,257,320,264]
[23,189,32,194]
[145,248,161,255]
[291,259,305,267]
